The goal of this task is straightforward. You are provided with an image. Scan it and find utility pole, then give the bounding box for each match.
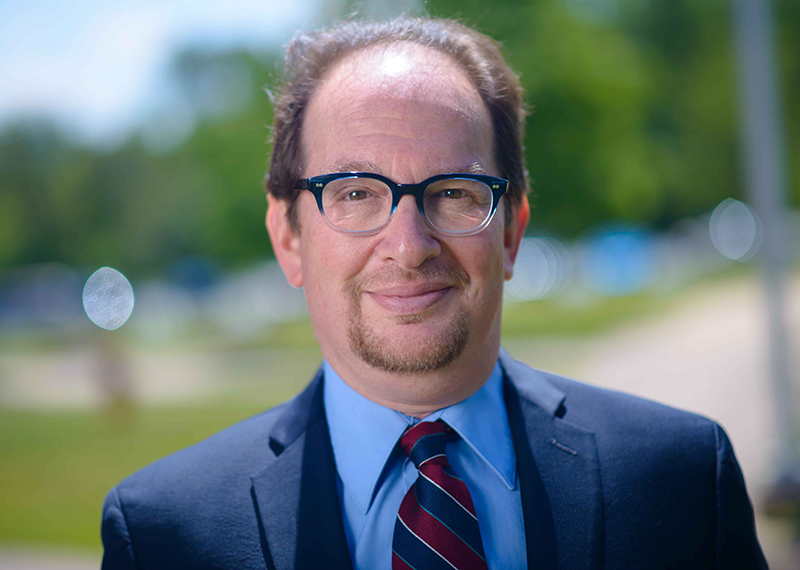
[732,0,799,494]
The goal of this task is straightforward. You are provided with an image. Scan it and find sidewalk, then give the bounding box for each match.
[0,547,98,570]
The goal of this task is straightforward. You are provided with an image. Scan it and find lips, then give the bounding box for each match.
[365,282,453,315]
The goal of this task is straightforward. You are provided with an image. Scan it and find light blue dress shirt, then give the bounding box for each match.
[323,360,527,570]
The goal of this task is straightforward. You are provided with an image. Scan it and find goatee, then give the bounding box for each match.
[346,264,470,374]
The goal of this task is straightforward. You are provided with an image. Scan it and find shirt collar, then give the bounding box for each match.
[323,360,516,515]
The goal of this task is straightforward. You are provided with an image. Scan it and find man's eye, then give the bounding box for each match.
[440,188,464,199]
[346,190,369,201]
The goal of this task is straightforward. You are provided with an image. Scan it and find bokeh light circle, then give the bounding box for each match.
[505,237,571,302]
[708,199,762,261]
[82,267,134,330]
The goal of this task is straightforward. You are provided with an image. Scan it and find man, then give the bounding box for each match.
[101,17,768,570]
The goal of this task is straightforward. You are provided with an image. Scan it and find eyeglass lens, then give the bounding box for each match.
[320,177,494,233]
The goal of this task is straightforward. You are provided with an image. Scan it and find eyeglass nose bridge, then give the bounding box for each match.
[388,181,430,222]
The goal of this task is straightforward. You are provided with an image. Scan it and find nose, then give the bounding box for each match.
[376,195,441,268]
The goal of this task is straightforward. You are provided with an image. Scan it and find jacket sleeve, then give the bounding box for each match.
[101,486,139,570]
[714,423,769,569]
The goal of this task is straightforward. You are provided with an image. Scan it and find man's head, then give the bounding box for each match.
[266,17,529,230]
[266,17,530,416]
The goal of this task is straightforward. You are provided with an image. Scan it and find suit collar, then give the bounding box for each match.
[250,370,353,570]
[499,347,565,415]
[266,368,325,453]
[500,350,604,570]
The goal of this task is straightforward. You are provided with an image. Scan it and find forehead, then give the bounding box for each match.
[301,43,494,176]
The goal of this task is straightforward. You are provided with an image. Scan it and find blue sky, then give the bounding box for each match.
[0,0,318,145]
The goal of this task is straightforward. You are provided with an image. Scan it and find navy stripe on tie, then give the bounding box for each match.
[393,513,460,570]
[392,551,417,570]
[409,433,448,467]
[415,475,486,559]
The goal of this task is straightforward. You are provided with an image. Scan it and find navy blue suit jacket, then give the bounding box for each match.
[101,350,768,569]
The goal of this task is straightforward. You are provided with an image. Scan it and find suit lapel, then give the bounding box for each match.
[501,350,604,570]
[250,370,352,570]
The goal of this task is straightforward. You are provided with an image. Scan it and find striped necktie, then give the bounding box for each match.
[392,420,488,570]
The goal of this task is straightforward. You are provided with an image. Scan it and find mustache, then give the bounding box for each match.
[348,262,470,297]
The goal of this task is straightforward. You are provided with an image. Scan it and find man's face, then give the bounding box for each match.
[268,44,527,412]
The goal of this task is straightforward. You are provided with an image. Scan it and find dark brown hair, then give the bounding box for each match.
[265,16,529,230]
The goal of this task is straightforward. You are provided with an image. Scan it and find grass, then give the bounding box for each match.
[0,402,275,552]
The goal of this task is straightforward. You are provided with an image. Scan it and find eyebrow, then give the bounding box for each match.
[325,160,488,176]
[458,162,488,175]
[327,159,384,174]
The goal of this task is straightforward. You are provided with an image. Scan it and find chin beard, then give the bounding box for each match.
[348,308,470,374]
[345,262,471,374]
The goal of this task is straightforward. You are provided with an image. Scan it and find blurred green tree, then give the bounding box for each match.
[1,0,797,276]
[425,0,798,234]
[0,49,278,278]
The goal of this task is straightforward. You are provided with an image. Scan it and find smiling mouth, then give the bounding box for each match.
[365,284,452,315]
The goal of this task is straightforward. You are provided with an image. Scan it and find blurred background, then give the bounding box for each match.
[1,0,799,567]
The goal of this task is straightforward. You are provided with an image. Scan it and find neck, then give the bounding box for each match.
[323,340,500,417]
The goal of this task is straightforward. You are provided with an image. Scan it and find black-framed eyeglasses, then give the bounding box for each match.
[294,172,508,236]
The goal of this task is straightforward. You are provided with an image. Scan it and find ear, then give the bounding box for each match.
[266,194,304,288]
[503,196,530,281]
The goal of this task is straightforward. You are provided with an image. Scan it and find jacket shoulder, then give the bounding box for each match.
[100,399,297,569]
[503,353,767,568]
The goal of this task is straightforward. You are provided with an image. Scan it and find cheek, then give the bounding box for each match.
[300,229,371,308]
[463,228,506,286]
[296,197,352,294]
[300,239,351,346]
[478,253,506,305]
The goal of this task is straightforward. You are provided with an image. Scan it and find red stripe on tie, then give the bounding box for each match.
[400,422,449,456]
[398,492,487,569]
[421,466,477,517]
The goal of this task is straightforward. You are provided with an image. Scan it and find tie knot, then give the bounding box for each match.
[399,420,452,469]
